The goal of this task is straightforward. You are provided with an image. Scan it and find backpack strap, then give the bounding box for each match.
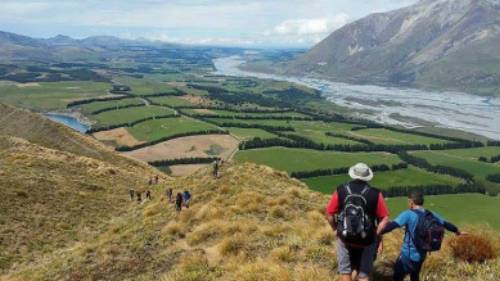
[360,185,369,196]
[345,184,353,195]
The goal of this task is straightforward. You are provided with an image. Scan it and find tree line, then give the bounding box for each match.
[479,154,500,163]
[486,174,500,184]
[67,96,133,108]
[325,132,374,145]
[184,113,313,121]
[149,157,220,167]
[397,151,474,182]
[290,163,408,179]
[382,182,486,198]
[90,103,146,115]
[116,130,228,152]
[87,114,179,134]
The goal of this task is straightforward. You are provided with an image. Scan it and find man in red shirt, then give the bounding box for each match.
[326,163,390,281]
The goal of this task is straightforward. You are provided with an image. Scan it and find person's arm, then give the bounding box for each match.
[375,193,390,236]
[381,221,401,234]
[325,191,339,232]
[433,212,463,235]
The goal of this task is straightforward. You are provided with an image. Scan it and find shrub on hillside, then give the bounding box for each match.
[449,234,497,263]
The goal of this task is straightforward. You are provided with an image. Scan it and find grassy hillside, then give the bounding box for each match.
[0,103,150,169]
[3,163,498,281]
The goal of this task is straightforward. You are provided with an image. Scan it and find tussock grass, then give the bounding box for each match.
[2,157,499,281]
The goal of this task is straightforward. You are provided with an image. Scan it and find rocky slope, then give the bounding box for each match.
[286,0,500,95]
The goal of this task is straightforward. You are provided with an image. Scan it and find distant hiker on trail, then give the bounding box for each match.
[182,190,192,208]
[146,190,152,200]
[137,191,142,204]
[129,189,135,201]
[213,160,219,178]
[326,163,390,281]
[175,193,183,212]
[154,175,159,184]
[380,190,464,281]
[166,188,173,202]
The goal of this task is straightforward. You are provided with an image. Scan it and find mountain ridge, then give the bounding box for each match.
[285,0,500,95]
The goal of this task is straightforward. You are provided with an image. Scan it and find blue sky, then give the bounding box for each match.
[1,0,418,48]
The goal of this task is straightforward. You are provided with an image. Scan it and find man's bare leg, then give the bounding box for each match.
[340,274,352,281]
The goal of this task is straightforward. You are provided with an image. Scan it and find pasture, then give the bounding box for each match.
[349,128,451,145]
[79,98,145,114]
[386,194,500,229]
[91,105,175,126]
[303,166,464,194]
[0,81,110,111]
[234,147,402,173]
[127,116,219,142]
[226,127,278,140]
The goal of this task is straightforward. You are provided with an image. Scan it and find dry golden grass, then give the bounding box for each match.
[1,154,499,281]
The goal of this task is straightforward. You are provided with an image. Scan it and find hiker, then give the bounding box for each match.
[154,175,159,184]
[182,190,192,208]
[175,193,183,212]
[213,160,219,178]
[146,190,152,200]
[137,191,142,204]
[326,163,390,281]
[166,188,173,202]
[129,189,135,201]
[380,190,464,281]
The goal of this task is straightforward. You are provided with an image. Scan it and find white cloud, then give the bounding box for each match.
[273,14,350,36]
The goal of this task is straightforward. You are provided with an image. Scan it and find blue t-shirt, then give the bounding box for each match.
[394,208,445,262]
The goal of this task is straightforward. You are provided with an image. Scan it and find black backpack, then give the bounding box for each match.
[337,184,375,245]
[410,210,445,252]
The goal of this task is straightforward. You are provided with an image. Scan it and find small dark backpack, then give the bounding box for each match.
[337,185,375,245]
[411,210,445,252]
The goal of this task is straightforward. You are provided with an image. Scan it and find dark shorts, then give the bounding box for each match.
[336,239,378,278]
[393,255,424,281]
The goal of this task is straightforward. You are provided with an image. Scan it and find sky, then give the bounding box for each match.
[0,0,418,48]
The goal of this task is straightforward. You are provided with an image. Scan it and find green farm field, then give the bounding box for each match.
[114,76,178,96]
[234,147,402,173]
[91,105,175,126]
[183,108,310,119]
[431,146,500,160]
[226,127,278,140]
[79,98,145,114]
[303,166,464,194]
[148,96,194,107]
[0,81,110,111]
[411,150,500,179]
[350,128,451,145]
[127,116,219,142]
[386,194,500,229]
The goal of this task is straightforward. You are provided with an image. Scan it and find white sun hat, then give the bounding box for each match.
[348,163,374,182]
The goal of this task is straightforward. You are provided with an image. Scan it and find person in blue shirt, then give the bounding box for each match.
[379,190,464,281]
[182,190,192,208]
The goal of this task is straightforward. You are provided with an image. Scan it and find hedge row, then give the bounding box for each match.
[486,174,500,184]
[149,157,220,167]
[87,114,179,134]
[479,154,500,163]
[239,134,429,153]
[290,163,408,179]
[67,95,132,108]
[199,119,295,132]
[325,132,373,145]
[174,105,294,114]
[116,130,228,151]
[90,103,145,115]
[382,183,486,198]
[398,151,474,182]
[184,113,314,121]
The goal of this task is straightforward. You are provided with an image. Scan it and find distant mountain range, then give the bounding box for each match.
[286,0,500,95]
[0,31,179,63]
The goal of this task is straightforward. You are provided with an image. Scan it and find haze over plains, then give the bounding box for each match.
[1,0,417,47]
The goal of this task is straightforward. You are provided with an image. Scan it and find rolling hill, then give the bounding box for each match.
[0,104,498,280]
[286,0,500,95]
